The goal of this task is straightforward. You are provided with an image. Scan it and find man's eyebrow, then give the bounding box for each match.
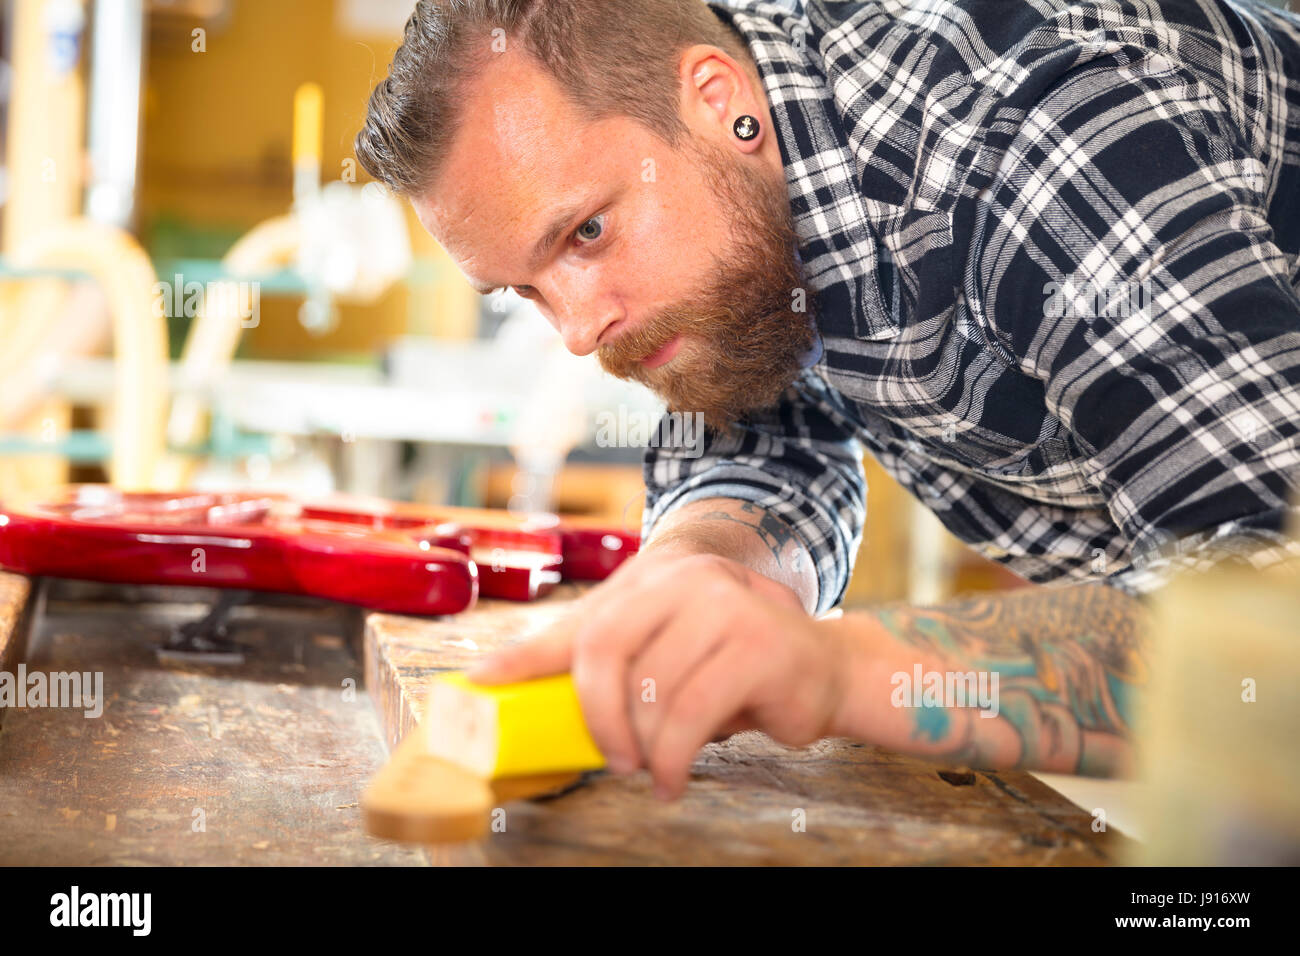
[466,199,592,294]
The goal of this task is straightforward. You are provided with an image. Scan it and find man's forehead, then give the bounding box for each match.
[411,52,589,268]
[412,163,564,290]
[412,53,645,285]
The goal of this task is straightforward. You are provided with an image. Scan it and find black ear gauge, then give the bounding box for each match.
[733,114,760,141]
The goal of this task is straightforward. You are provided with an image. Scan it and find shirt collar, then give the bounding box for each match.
[710,1,899,341]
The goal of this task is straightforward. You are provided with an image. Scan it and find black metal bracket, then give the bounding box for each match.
[156,589,254,665]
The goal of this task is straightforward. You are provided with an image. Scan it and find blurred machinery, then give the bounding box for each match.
[0,0,166,496]
[0,0,412,496]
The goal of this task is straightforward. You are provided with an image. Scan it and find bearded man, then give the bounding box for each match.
[356,0,1300,797]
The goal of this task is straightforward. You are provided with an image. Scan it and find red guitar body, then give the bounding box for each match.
[0,487,640,616]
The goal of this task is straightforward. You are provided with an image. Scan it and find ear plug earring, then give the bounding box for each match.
[733,115,760,141]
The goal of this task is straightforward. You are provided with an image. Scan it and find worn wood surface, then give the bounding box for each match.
[0,572,33,733]
[0,582,425,865]
[366,586,1133,865]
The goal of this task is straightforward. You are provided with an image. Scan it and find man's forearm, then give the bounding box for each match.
[641,497,819,612]
[828,582,1151,776]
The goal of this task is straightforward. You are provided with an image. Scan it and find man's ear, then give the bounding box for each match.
[680,45,767,153]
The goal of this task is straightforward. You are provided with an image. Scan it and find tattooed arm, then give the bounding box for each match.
[826,582,1151,777]
[640,496,819,612]
[472,499,1147,789]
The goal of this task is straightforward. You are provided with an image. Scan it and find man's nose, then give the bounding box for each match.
[553,300,622,357]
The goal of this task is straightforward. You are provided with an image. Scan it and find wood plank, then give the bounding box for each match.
[365,588,1133,865]
[365,584,585,748]
[0,571,34,732]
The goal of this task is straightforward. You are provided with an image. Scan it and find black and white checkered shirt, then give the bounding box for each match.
[642,0,1300,612]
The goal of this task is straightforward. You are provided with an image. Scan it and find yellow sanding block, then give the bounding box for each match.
[425,672,606,778]
[361,673,604,844]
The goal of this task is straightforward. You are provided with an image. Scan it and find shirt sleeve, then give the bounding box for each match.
[640,368,867,614]
[974,49,1300,595]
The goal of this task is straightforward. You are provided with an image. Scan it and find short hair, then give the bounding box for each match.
[354,0,748,195]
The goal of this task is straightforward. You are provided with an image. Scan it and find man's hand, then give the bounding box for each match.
[468,557,1152,787]
[466,548,849,799]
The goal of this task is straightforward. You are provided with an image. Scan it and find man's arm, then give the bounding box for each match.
[827,582,1150,777]
[639,496,819,612]
[639,368,868,615]
[468,373,865,782]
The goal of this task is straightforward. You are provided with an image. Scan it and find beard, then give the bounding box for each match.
[596,137,815,432]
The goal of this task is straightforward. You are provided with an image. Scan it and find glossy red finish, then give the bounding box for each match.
[303,498,641,597]
[557,525,641,581]
[0,487,643,611]
[298,498,566,601]
[0,488,478,616]
[469,526,565,601]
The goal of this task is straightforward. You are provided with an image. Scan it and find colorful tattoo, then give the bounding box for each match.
[874,583,1149,776]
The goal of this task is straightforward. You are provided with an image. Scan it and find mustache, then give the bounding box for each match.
[594,137,813,430]
[596,310,684,381]
[596,244,801,384]
[594,262,815,431]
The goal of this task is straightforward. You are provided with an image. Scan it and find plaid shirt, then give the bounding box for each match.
[642,0,1300,613]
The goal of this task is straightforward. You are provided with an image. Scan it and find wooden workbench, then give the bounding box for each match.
[0,571,424,865]
[0,568,1133,865]
[366,584,1133,865]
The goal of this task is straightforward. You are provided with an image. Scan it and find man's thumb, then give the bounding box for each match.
[465,620,576,684]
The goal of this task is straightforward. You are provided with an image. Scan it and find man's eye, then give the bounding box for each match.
[575,215,606,244]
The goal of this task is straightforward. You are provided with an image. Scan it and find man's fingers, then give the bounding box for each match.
[465,620,576,684]
[627,594,730,755]
[568,580,682,772]
[466,559,654,685]
[647,639,756,799]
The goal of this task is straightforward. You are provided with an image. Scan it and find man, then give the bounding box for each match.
[356,0,1300,798]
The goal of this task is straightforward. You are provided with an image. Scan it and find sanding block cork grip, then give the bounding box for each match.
[361,673,607,844]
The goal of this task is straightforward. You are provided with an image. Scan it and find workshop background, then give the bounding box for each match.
[0,0,1291,610]
[0,0,1295,870]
